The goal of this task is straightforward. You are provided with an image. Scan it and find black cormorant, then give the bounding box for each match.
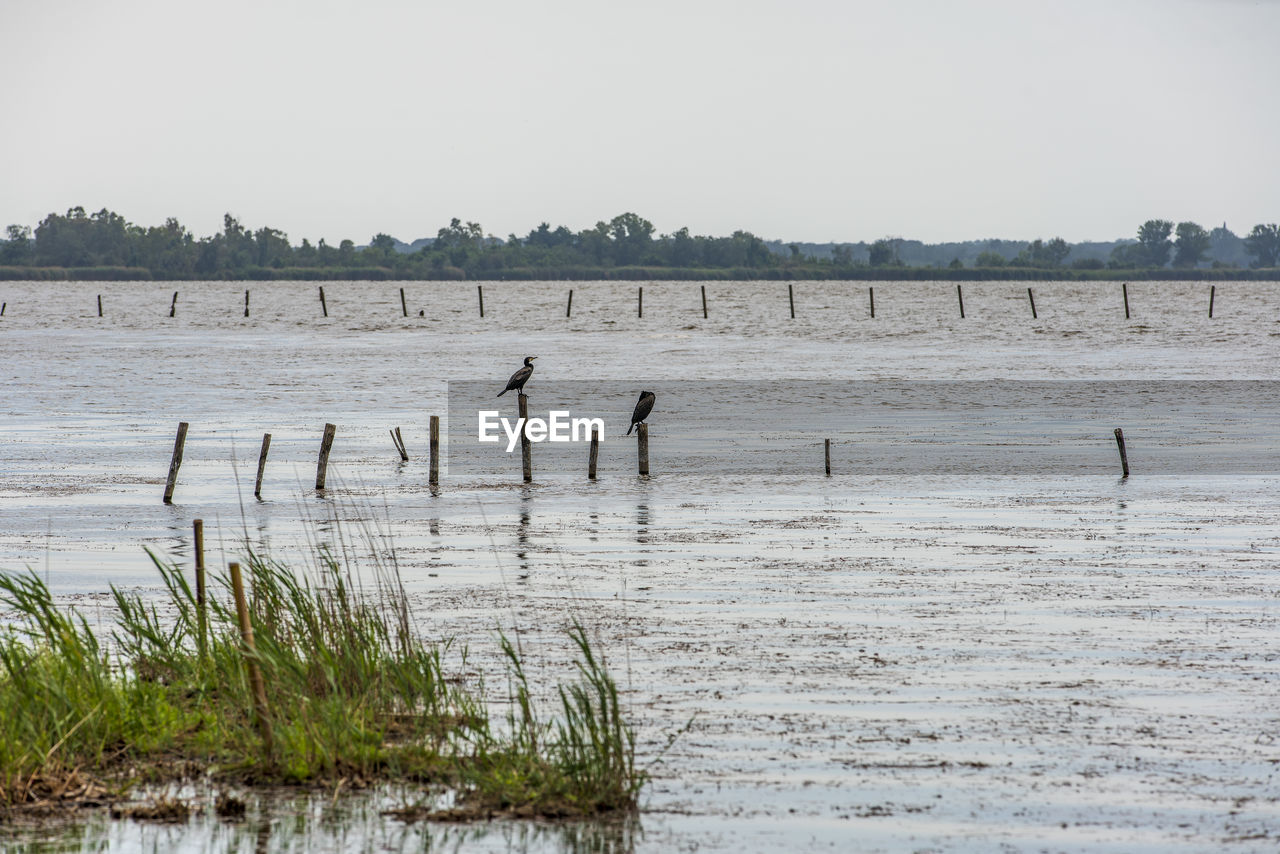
[498,356,537,397]
[626,390,655,435]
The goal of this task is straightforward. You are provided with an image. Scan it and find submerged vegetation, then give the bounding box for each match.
[0,207,1277,281]
[0,549,645,819]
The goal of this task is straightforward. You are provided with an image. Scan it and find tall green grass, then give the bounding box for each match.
[0,547,647,817]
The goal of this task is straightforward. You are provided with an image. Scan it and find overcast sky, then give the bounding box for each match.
[3,0,1277,245]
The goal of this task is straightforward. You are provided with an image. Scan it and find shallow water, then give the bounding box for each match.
[2,279,1279,852]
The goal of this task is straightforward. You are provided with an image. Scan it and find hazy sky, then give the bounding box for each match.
[3,0,1277,245]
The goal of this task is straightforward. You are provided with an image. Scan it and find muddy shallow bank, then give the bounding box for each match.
[2,280,1279,851]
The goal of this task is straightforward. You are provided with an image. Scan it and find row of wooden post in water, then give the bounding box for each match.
[161,401,1133,504]
[1,283,1224,322]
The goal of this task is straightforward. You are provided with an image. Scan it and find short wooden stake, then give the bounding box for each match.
[637,423,650,476]
[1114,427,1130,478]
[788,283,796,319]
[244,289,250,318]
[477,284,485,318]
[254,433,271,498]
[319,286,328,317]
[638,286,643,318]
[163,421,189,504]
[957,284,965,319]
[566,289,573,317]
[869,286,875,319]
[1209,285,1215,319]
[825,438,831,476]
[316,423,336,490]
[518,394,532,482]
[588,427,599,480]
[193,519,207,659]
[390,426,408,461]
[701,284,708,319]
[229,561,275,759]
[429,415,440,485]
[1027,287,1037,319]
[96,294,102,317]
[169,291,178,317]
[400,287,408,317]
[2,302,7,316]
[1122,282,1130,320]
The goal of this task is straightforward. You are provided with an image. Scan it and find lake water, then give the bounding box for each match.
[2,279,1279,852]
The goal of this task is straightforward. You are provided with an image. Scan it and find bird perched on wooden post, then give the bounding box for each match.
[498,356,537,397]
[627,390,655,435]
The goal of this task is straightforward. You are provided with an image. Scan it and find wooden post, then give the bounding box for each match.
[518,394,532,482]
[254,433,271,498]
[477,284,484,318]
[1027,287,1037,319]
[701,284,708,319]
[390,427,408,461]
[244,289,250,318]
[163,421,189,504]
[1114,427,1130,478]
[788,283,795,319]
[400,287,408,317]
[869,286,875,319]
[957,284,965,319]
[637,423,650,476]
[1122,282,1130,320]
[824,438,831,476]
[229,561,275,759]
[1209,285,1215,319]
[429,415,440,485]
[1,302,6,317]
[566,289,573,317]
[316,423,336,490]
[319,286,328,317]
[638,286,643,318]
[588,427,599,480]
[97,294,102,317]
[193,519,207,659]
[169,291,178,317]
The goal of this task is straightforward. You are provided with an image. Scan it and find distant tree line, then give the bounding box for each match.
[1,208,1277,281]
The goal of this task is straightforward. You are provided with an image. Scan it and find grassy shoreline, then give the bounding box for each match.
[0,548,645,821]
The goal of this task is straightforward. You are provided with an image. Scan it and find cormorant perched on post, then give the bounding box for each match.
[626,391,655,435]
[497,356,537,397]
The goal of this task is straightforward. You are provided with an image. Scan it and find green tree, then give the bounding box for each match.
[1136,219,1174,267]
[975,250,1006,267]
[1243,224,1280,267]
[1,224,33,264]
[868,238,898,267]
[1173,221,1211,268]
[831,245,853,266]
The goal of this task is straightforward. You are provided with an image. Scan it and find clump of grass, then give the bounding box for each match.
[0,547,649,819]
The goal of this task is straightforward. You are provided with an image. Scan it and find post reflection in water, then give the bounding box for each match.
[516,488,532,580]
[633,502,651,568]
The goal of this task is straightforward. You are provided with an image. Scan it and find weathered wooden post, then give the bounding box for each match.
[1027,287,1037,319]
[2,302,6,316]
[163,422,189,504]
[518,394,532,482]
[701,284,708,319]
[229,561,274,759]
[477,284,484,318]
[400,287,408,317]
[193,518,207,659]
[169,291,178,317]
[1122,282,1130,320]
[1114,427,1130,478]
[429,415,440,485]
[316,423,336,490]
[957,284,965,319]
[97,294,102,317]
[638,286,643,318]
[244,289,250,318]
[637,423,650,476]
[393,427,409,461]
[254,433,271,499]
[1209,285,1216,319]
[319,286,328,317]
[566,289,573,318]
[825,438,831,476]
[789,283,796,319]
[869,286,875,319]
[588,427,599,480]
